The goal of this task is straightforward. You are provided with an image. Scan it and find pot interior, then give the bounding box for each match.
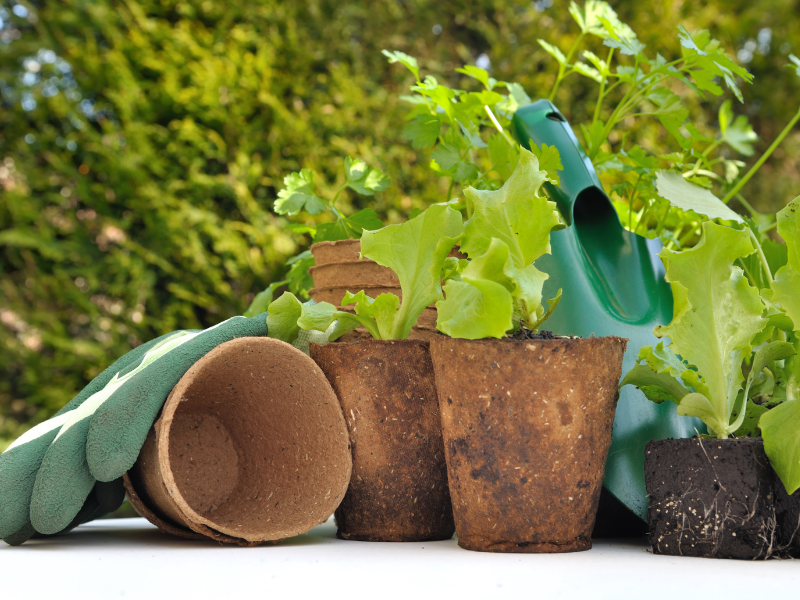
[163,337,350,539]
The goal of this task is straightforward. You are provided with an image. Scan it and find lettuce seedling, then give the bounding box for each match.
[622,222,772,435]
[622,206,800,494]
[436,148,563,339]
[266,204,464,345]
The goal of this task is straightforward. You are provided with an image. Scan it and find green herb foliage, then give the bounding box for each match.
[245,157,389,310]
[536,1,800,253]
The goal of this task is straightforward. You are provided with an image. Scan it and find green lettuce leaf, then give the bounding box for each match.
[761,400,800,494]
[772,197,800,329]
[266,293,365,351]
[448,147,561,330]
[655,170,743,223]
[266,292,303,343]
[437,238,515,339]
[360,204,465,339]
[244,280,288,318]
[620,364,693,405]
[655,221,767,437]
[341,290,399,340]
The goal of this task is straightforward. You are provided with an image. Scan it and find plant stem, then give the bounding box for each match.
[548,32,585,101]
[749,227,774,286]
[484,105,514,146]
[678,223,700,247]
[446,178,455,203]
[721,106,800,204]
[733,193,760,219]
[330,184,349,208]
[654,203,670,235]
[592,48,615,125]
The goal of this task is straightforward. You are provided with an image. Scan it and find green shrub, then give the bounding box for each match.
[1,0,799,448]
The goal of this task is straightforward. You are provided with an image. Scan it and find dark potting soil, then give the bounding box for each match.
[773,472,800,556]
[645,438,779,559]
[507,329,558,341]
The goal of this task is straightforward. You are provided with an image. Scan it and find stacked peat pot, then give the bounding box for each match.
[309,239,439,338]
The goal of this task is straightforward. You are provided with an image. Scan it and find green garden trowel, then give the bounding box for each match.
[511,100,701,531]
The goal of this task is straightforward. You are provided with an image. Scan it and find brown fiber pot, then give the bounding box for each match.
[310,239,362,265]
[308,260,399,288]
[309,285,404,307]
[124,336,352,546]
[428,335,627,553]
[309,339,455,542]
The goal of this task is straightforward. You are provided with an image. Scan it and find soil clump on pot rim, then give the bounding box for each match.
[125,336,352,545]
[507,328,559,341]
[645,437,781,559]
[310,339,455,542]
[429,335,627,553]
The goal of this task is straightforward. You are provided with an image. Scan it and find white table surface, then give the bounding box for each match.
[1,517,797,599]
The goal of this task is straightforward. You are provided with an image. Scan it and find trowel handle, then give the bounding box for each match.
[511,99,609,224]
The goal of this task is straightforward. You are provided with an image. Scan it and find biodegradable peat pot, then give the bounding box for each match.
[308,261,399,289]
[309,339,455,542]
[310,239,362,266]
[645,438,780,560]
[309,285,403,307]
[429,335,627,553]
[124,336,352,546]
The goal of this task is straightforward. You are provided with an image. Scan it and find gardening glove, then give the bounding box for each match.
[0,315,268,546]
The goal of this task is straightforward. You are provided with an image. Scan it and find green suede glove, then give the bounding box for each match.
[0,315,268,545]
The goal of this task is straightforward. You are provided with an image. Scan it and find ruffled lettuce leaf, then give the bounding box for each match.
[654,221,767,436]
[360,204,464,339]
[437,148,562,337]
[772,197,800,329]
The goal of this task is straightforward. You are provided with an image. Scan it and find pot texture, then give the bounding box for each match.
[429,335,627,553]
[308,261,399,289]
[645,437,780,559]
[310,339,455,542]
[310,239,362,265]
[124,337,352,545]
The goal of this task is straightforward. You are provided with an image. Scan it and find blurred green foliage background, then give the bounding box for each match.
[2,0,799,449]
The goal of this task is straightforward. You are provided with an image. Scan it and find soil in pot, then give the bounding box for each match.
[125,336,352,545]
[773,475,800,557]
[428,335,627,553]
[309,339,455,542]
[645,437,779,560]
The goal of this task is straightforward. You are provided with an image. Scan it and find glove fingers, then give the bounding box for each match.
[2,522,36,546]
[95,477,125,513]
[86,316,269,481]
[0,427,61,538]
[58,492,103,535]
[0,330,180,544]
[29,418,95,535]
[52,330,179,419]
